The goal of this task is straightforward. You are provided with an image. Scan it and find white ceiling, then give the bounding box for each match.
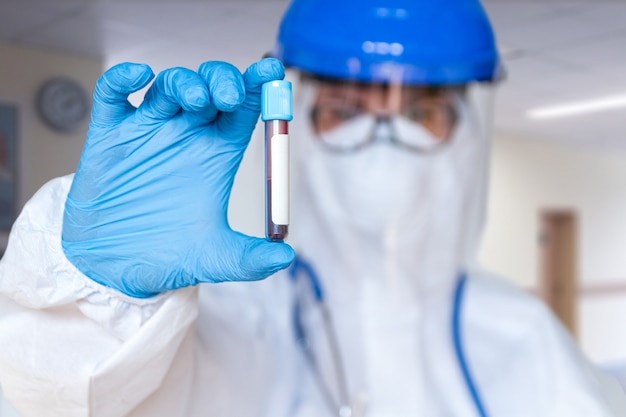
[0,0,625,151]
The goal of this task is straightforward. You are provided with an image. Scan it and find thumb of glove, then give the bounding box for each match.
[209,234,295,282]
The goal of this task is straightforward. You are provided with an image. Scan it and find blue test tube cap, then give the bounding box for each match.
[261,80,293,122]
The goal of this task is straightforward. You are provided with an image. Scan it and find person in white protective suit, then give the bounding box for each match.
[0,0,625,416]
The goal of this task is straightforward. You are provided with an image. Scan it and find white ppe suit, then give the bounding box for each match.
[0,82,625,416]
[0,175,623,417]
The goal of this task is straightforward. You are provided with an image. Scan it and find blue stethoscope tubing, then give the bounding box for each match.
[289,256,489,417]
[453,272,489,417]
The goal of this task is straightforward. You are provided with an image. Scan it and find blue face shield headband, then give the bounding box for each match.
[272,0,502,86]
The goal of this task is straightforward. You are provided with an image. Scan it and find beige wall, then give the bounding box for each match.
[479,135,626,363]
[0,41,102,211]
[480,135,626,289]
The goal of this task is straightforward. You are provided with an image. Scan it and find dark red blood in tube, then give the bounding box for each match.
[265,119,289,241]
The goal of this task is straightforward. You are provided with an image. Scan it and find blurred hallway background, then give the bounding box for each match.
[1,0,625,386]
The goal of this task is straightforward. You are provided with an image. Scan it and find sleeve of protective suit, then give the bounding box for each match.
[466,273,626,417]
[0,175,199,417]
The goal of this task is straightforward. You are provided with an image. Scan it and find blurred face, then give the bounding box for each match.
[291,71,489,298]
[306,76,465,152]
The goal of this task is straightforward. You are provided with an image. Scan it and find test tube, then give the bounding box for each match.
[261,80,293,241]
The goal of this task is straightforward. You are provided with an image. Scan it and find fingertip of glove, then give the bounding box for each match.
[213,85,244,111]
[114,62,155,88]
[244,240,295,278]
[183,85,210,110]
[198,61,246,111]
[245,58,285,89]
[259,58,285,79]
[100,62,154,97]
[269,242,296,267]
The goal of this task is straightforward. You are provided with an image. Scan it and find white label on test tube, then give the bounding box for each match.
[270,133,289,225]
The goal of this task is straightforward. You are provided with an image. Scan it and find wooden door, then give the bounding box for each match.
[538,210,578,338]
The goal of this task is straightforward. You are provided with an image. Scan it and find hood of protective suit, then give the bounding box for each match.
[286,77,494,415]
[289,78,492,306]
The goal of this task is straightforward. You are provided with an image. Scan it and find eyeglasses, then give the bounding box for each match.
[308,78,463,153]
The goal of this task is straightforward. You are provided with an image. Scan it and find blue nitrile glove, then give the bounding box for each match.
[62,59,295,298]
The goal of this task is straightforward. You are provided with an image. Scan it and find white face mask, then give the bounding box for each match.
[306,114,447,235]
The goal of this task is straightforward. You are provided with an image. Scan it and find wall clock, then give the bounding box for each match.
[36,77,89,133]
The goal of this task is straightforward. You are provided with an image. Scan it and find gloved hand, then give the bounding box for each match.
[62,58,295,298]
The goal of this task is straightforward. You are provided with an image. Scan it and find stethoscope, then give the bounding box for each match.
[289,256,489,417]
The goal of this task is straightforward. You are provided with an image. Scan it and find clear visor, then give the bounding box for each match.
[302,75,467,153]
